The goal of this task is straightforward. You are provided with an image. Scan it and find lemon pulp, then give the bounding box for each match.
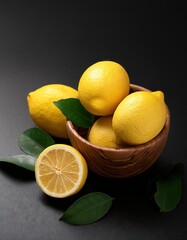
[35,144,88,198]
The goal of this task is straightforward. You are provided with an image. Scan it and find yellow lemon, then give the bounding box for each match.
[27,84,78,138]
[87,116,121,148]
[35,144,88,198]
[112,90,167,145]
[78,60,130,116]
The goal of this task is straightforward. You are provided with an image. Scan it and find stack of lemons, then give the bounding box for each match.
[27,60,167,198]
[27,60,167,147]
[78,60,167,147]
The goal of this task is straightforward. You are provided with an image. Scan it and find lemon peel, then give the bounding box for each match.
[27,84,78,138]
[88,116,120,148]
[112,90,167,145]
[78,61,130,116]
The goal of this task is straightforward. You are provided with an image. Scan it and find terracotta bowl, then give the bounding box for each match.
[66,84,170,179]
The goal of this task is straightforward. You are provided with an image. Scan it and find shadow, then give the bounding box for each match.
[0,162,35,182]
[38,158,167,215]
[52,137,72,145]
[1,152,172,223]
[82,156,172,213]
[38,185,90,213]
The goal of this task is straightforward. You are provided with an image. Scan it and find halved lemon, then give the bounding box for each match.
[35,144,88,198]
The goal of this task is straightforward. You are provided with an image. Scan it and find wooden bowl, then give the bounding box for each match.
[66,84,170,179]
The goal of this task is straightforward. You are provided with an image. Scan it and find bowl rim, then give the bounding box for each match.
[66,83,170,153]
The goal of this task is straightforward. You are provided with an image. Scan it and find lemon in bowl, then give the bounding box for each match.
[78,60,130,116]
[112,89,167,146]
[87,115,121,149]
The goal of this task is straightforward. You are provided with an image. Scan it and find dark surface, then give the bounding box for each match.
[0,1,186,240]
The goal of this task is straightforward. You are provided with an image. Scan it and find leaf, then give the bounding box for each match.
[0,155,36,171]
[147,163,180,200]
[18,127,55,157]
[60,192,114,225]
[154,162,184,212]
[54,98,94,128]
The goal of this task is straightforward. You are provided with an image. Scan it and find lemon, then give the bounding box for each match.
[78,60,130,116]
[27,84,78,138]
[87,116,120,148]
[35,144,88,198]
[112,90,167,145]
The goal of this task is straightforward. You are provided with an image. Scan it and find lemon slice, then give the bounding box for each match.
[35,144,88,198]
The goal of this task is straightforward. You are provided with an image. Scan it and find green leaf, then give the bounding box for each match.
[54,98,94,128]
[154,162,184,212]
[0,155,36,171]
[60,192,114,225]
[18,127,55,157]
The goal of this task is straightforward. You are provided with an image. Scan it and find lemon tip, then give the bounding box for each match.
[152,90,165,102]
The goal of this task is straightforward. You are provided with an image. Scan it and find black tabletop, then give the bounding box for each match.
[0,1,186,240]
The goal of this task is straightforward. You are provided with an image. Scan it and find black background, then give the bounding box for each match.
[0,1,186,239]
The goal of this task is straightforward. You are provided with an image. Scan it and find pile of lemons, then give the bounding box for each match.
[27,60,167,147]
[27,60,167,198]
[78,61,166,147]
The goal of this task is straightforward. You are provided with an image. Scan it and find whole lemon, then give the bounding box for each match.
[112,90,167,145]
[87,115,121,148]
[27,84,78,138]
[78,60,130,116]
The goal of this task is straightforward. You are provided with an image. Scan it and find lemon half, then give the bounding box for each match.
[35,144,88,198]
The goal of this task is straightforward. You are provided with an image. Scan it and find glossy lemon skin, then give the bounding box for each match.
[88,116,121,149]
[112,91,167,145]
[27,84,78,138]
[78,61,130,116]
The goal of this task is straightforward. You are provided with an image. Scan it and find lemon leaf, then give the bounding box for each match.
[54,98,94,128]
[0,155,35,171]
[60,192,114,225]
[154,162,184,212]
[18,127,55,157]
